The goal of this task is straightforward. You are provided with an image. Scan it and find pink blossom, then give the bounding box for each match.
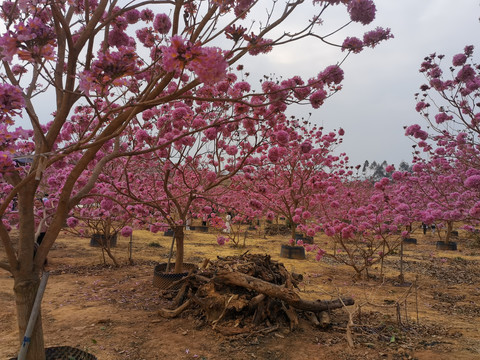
[249,199,263,210]
[202,206,212,214]
[309,89,327,109]
[325,227,335,237]
[292,215,301,223]
[100,199,114,211]
[392,171,402,181]
[457,65,475,82]
[341,227,353,239]
[225,145,238,156]
[192,117,207,128]
[275,130,290,145]
[206,171,216,182]
[469,203,480,217]
[300,141,312,154]
[140,9,155,22]
[135,129,150,142]
[464,175,480,189]
[233,81,251,92]
[108,28,130,47]
[362,27,393,48]
[266,211,275,221]
[315,249,326,261]
[405,124,421,136]
[464,45,474,56]
[452,53,467,67]
[342,37,363,53]
[326,186,336,195]
[161,35,194,72]
[0,84,25,122]
[415,101,427,112]
[11,64,27,75]
[125,9,140,24]
[204,127,217,140]
[136,28,155,47]
[268,147,280,162]
[247,38,273,56]
[121,226,133,237]
[66,217,78,227]
[321,65,344,85]
[189,47,228,85]
[172,107,188,120]
[217,236,228,245]
[434,112,452,124]
[348,0,376,25]
[302,211,311,219]
[385,165,395,173]
[153,14,172,34]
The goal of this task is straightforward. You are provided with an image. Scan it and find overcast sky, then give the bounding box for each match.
[6,1,479,168]
[244,1,480,167]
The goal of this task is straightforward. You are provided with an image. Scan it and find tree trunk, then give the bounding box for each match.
[446,221,453,244]
[215,271,354,312]
[103,245,119,267]
[290,221,297,241]
[174,226,185,273]
[14,276,46,360]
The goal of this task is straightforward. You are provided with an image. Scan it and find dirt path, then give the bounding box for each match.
[1,229,480,359]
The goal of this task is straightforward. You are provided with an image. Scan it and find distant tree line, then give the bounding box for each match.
[361,160,412,182]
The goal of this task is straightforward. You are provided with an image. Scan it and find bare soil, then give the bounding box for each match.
[1,228,480,360]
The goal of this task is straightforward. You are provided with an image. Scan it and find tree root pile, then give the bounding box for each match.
[157,253,354,335]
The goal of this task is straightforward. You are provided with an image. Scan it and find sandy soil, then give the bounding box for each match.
[1,227,480,359]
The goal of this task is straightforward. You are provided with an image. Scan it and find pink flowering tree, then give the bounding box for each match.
[207,173,267,248]
[405,45,480,239]
[100,98,279,272]
[239,120,349,242]
[394,154,471,243]
[63,191,140,268]
[317,173,417,278]
[0,0,391,357]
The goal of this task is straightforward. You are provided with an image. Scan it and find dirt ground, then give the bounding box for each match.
[1,226,480,360]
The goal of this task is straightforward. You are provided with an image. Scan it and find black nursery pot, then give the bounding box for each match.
[10,346,97,360]
[436,241,457,251]
[294,233,314,244]
[403,238,417,244]
[90,233,117,247]
[153,262,198,290]
[280,244,306,260]
[163,229,174,237]
[196,225,209,233]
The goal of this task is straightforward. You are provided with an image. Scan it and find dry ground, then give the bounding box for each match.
[1,226,480,359]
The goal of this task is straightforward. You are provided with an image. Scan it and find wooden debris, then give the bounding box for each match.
[156,253,354,335]
[158,299,192,318]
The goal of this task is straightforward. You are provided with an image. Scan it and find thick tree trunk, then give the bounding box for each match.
[14,276,46,360]
[174,226,185,273]
[103,245,119,267]
[446,221,453,244]
[215,271,354,312]
[290,223,296,241]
